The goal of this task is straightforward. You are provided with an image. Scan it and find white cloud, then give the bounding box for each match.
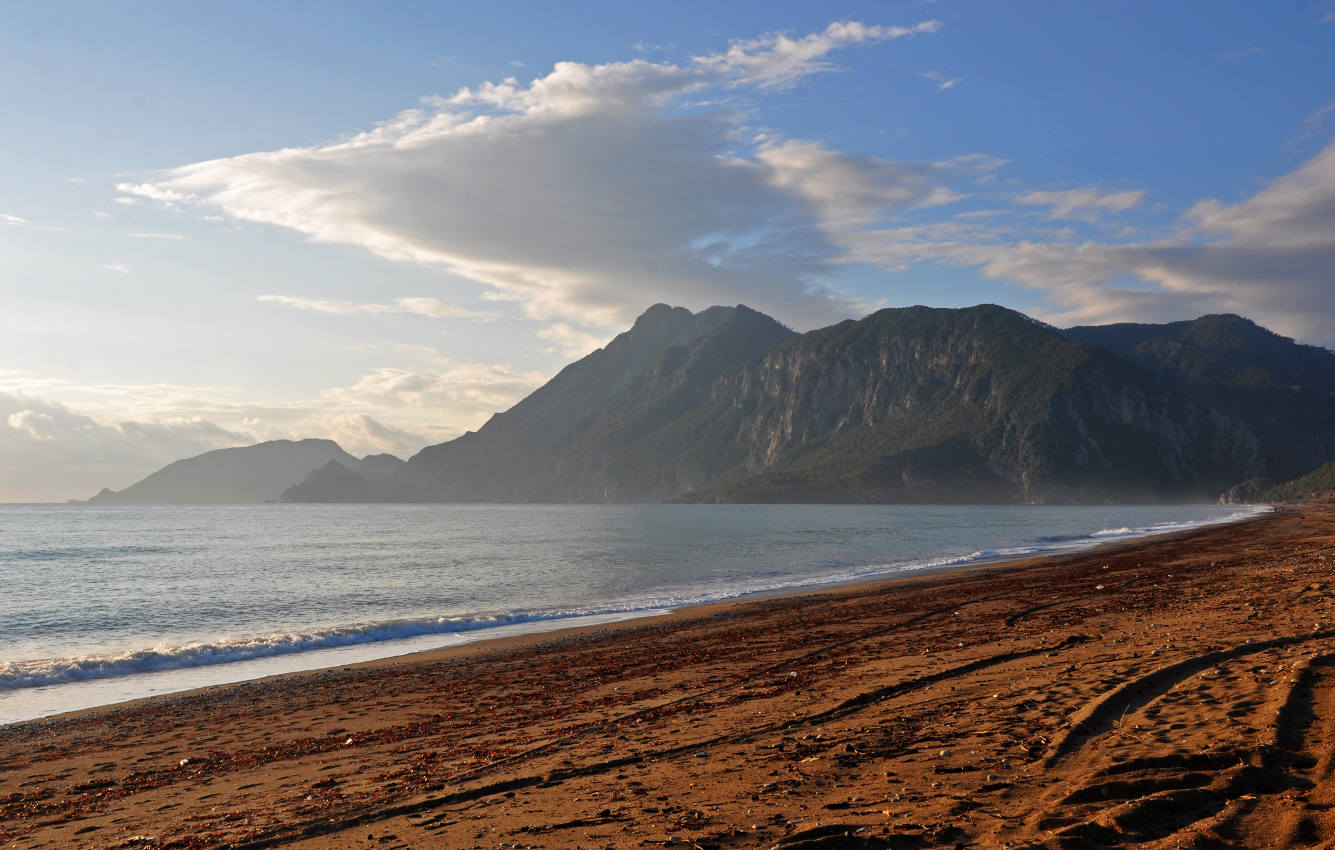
[257,294,496,320]
[1288,98,1335,152]
[100,263,132,275]
[537,322,612,357]
[864,139,1335,345]
[7,409,57,440]
[0,359,541,499]
[695,20,941,89]
[1,212,66,232]
[1016,188,1146,219]
[114,182,195,206]
[0,392,252,501]
[325,362,547,413]
[916,70,963,90]
[755,139,963,233]
[128,231,186,240]
[117,19,951,331]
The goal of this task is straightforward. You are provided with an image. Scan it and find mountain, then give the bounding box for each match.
[350,303,1265,505]
[681,305,1261,503]
[378,303,797,501]
[278,454,405,502]
[1222,461,1335,505]
[1261,462,1335,504]
[87,439,373,504]
[1063,315,1335,481]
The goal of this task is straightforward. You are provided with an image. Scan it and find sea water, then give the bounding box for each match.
[0,502,1262,726]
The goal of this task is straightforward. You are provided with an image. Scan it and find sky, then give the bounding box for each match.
[2,0,1334,501]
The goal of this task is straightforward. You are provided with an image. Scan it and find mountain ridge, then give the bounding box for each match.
[86,440,403,505]
[87,303,1335,506]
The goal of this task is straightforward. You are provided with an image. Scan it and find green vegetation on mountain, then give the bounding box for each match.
[372,303,1267,504]
[1224,462,1335,505]
[383,304,797,501]
[681,305,1259,503]
[113,304,1331,506]
[1261,462,1335,503]
[1063,315,1335,481]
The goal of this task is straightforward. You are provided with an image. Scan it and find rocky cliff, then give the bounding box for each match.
[359,303,1269,504]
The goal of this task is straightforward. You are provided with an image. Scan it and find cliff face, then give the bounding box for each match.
[686,305,1262,502]
[361,303,1268,505]
[379,304,797,502]
[1064,315,1335,481]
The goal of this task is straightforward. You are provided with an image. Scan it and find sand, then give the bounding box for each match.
[3,505,1334,849]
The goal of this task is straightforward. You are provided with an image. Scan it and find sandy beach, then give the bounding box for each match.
[3,506,1333,849]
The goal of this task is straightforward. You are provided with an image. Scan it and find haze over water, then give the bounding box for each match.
[0,502,1261,725]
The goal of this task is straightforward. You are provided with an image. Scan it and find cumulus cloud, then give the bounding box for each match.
[0,392,252,501]
[318,413,428,459]
[118,19,952,331]
[856,140,1335,345]
[0,352,547,499]
[257,294,496,320]
[754,140,963,232]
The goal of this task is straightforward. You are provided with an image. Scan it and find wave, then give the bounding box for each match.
[0,610,637,691]
[1,505,1267,693]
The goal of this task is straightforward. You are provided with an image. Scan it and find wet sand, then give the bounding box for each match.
[3,505,1333,849]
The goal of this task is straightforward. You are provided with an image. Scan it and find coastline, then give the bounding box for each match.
[0,503,1265,729]
[3,504,1326,848]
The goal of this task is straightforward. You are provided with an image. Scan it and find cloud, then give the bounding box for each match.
[754,139,967,234]
[0,392,252,501]
[100,263,132,275]
[916,70,963,90]
[117,19,951,331]
[888,140,1335,345]
[1287,98,1335,153]
[128,231,186,240]
[1016,188,1146,219]
[537,322,612,356]
[325,362,547,413]
[695,20,941,89]
[256,294,496,320]
[0,361,531,499]
[1,212,66,232]
[115,182,194,207]
[318,413,428,459]
[7,409,57,440]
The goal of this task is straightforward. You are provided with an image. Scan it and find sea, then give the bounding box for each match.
[0,502,1264,727]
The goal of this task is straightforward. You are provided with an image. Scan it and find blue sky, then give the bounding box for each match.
[2,1,1334,500]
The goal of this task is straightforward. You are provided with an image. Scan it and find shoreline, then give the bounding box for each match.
[0,504,1268,731]
[5,506,1327,848]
